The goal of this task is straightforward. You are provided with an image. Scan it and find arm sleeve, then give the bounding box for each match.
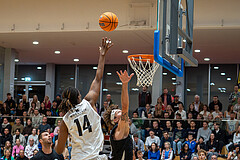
[233,133,237,143]
[140,141,145,152]
[196,128,200,141]
[148,151,151,159]
[168,150,173,160]
[156,150,160,160]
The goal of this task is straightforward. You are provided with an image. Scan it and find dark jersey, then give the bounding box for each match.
[30,149,64,160]
[110,124,133,160]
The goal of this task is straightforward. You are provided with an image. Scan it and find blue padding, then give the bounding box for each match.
[154,30,183,77]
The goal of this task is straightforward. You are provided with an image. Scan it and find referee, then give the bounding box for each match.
[31,131,64,160]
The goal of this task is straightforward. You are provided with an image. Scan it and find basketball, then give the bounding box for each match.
[99,12,118,32]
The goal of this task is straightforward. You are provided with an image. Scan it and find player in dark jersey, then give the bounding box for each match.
[103,70,134,160]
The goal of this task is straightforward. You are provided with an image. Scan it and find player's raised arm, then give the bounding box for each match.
[84,37,113,110]
[115,70,134,139]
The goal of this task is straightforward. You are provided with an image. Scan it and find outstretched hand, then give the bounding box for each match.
[116,70,134,84]
[99,37,113,56]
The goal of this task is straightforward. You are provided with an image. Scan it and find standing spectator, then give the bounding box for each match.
[32,95,40,109]
[185,134,196,153]
[138,86,151,117]
[16,149,28,160]
[160,131,173,152]
[133,134,145,156]
[234,97,240,114]
[229,85,240,105]
[38,116,51,134]
[209,96,223,112]
[32,109,42,128]
[173,121,186,154]
[5,93,16,115]
[187,104,198,119]
[106,94,114,107]
[12,139,24,158]
[12,129,26,147]
[145,130,160,150]
[23,119,33,137]
[2,149,14,160]
[211,105,220,119]
[212,122,227,154]
[16,102,24,117]
[175,103,187,119]
[24,138,39,159]
[180,143,192,160]
[43,96,51,110]
[1,102,11,116]
[192,95,204,112]
[21,95,29,112]
[199,105,210,120]
[55,94,62,108]
[226,112,238,140]
[206,134,218,160]
[224,104,236,120]
[0,128,13,147]
[186,121,198,140]
[161,88,172,110]
[11,119,24,135]
[171,94,183,112]
[197,121,212,143]
[161,142,173,160]
[39,103,46,116]
[27,128,38,146]
[1,118,12,134]
[51,100,59,116]
[148,143,160,160]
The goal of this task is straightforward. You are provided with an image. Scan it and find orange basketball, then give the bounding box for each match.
[99,12,118,32]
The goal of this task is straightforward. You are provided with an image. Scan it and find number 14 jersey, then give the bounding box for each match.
[63,99,105,160]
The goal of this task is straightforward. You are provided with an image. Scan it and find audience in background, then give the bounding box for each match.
[161,88,172,110]
[138,86,152,117]
[229,85,240,106]
[192,95,204,112]
[209,96,223,112]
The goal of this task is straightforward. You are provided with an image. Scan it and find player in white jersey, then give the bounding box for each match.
[55,37,113,160]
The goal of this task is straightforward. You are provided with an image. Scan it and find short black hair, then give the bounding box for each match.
[38,130,48,141]
[133,134,138,138]
[213,95,218,98]
[7,93,11,96]
[132,111,138,116]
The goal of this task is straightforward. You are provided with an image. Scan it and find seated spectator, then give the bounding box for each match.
[162,121,173,138]
[161,142,173,160]
[144,104,153,118]
[199,105,210,120]
[209,96,222,112]
[2,141,12,157]
[234,97,240,114]
[16,149,28,160]
[51,100,59,116]
[54,120,62,136]
[160,112,171,129]
[136,150,145,160]
[210,154,218,160]
[154,101,164,118]
[206,114,214,131]
[196,137,207,151]
[229,85,240,105]
[129,119,137,135]
[132,111,144,129]
[185,134,196,153]
[212,122,227,154]
[12,139,24,158]
[175,103,187,119]
[54,111,63,126]
[227,126,240,152]
[138,86,151,117]
[166,105,174,119]
[206,133,218,160]
[171,94,183,112]
[33,149,38,156]
[173,121,186,154]
[32,109,42,128]
[143,113,154,138]
[37,116,51,135]
[27,128,38,146]
[214,112,224,128]
[5,93,16,116]
[16,102,24,117]
[22,119,33,137]
[20,94,29,112]
[1,102,11,116]
[0,128,13,148]
[191,144,202,159]
[28,102,37,116]
[198,149,207,160]
[180,143,192,160]
[11,118,24,135]
[186,121,198,140]
[227,145,240,160]
[53,128,59,147]
[212,105,220,119]
[133,134,145,157]
[152,121,162,138]
[197,121,211,143]
[226,112,238,140]
[187,104,198,119]
[43,96,51,110]
[160,131,173,153]
[46,109,55,129]
[12,129,26,147]
[24,138,39,159]
[145,130,160,150]
[2,149,14,160]
[1,118,12,135]
[224,104,236,120]
[148,143,160,160]
[39,102,46,116]
[195,114,204,129]
[187,113,194,127]
[20,111,28,127]
[173,113,183,128]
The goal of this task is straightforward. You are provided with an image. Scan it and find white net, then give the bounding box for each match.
[128,55,159,87]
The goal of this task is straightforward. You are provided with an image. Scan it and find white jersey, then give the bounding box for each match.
[63,99,107,160]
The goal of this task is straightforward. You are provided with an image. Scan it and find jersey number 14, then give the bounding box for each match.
[74,115,92,136]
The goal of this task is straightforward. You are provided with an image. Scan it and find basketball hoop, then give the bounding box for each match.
[128,54,159,87]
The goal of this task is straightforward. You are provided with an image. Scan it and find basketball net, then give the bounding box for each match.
[128,55,159,87]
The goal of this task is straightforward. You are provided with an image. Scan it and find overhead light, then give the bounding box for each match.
[23,89,26,91]
[214,66,219,70]
[25,77,31,81]
[194,49,200,53]
[163,72,167,76]
[29,86,32,87]
[55,51,61,54]
[187,88,191,92]
[73,58,79,62]
[93,67,97,70]
[183,39,186,42]
[107,72,112,76]
[37,67,42,70]
[204,58,210,61]
[222,88,226,90]
[221,72,225,76]
[172,82,177,85]
[131,88,139,91]
[14,78,18,80]
[210,82,215,86]
[227,77,231,81]
[29,88,33,91]
[70,78,74,80]
[116,82,122,85]
[14,59,19,62]
[103,88,108,92]
[172,77,176,80]
[122,50,129,54]
[21,78,25,81]
[33,41,39,45]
